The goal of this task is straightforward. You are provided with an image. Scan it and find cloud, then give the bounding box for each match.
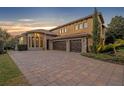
[0,21,15,26]
[0,20,57,36]
[18,18,34,22]
[31,26,57,30]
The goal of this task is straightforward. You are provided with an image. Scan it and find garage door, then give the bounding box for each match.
[70,39,82,52]
[53,41,66,51]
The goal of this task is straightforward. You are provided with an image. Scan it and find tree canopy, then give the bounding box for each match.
[106,16,124,44]
[0,28,10,41]
[0,28,11,51]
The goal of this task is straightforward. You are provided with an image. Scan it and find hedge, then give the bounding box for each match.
[18,44,27,51]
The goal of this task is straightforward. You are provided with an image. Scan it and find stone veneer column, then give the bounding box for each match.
[66,39,70,52]
[81,37,87,53]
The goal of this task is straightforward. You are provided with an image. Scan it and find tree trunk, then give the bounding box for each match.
[113,47,117,54]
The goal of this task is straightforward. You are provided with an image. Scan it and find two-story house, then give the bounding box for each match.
[16,12,105,53]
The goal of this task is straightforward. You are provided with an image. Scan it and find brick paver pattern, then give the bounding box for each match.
[9,50,124,86]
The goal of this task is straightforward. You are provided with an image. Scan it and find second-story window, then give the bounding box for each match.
[84,22,88,28]
[75,25,79,30]
[59,29,62,34]
[64,28,67,32]
[62,29,64,33]
[79,23,83,29]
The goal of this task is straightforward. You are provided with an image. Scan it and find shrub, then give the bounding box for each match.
[18,44,27,51]
[115,39,124,47]
[101,44,114,52]
[82,52,124,65]
[0,40,7,54]
[98,39,124,53]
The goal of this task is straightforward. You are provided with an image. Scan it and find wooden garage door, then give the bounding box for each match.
[53,41,66,51]
[70,39,81,52]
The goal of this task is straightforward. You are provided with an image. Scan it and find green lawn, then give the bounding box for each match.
[0,54,29,85]
[81,48,124,65]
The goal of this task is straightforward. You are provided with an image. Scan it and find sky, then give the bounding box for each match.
[0,7,124,36]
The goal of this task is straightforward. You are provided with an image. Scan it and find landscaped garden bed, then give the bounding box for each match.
[0,54,29,85]
[81,48,124,65]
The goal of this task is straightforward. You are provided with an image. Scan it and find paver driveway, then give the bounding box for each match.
[9,50,124,86]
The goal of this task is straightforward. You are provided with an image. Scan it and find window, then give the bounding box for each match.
[79,23,83,29]
[32,37,34,47]
[60,28,67,33]
[40,39,43,47]
[60,29,66,34]
[84,22,88,28]
[61,29,64,33]
[19,37,24,44]
[59,29,62,34]
[64,28,67,32]
[36,36,39,47]
[75,25,79,30]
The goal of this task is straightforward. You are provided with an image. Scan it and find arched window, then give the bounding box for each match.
[32,36,34,47]
[36,36,39,47]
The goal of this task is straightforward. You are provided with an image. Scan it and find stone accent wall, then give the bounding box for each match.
[81,37,87,53]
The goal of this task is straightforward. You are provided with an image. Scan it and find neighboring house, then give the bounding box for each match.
[16,12,106,53]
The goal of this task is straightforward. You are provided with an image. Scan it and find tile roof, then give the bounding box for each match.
[51,32,91,40]
[17,29,57,38]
